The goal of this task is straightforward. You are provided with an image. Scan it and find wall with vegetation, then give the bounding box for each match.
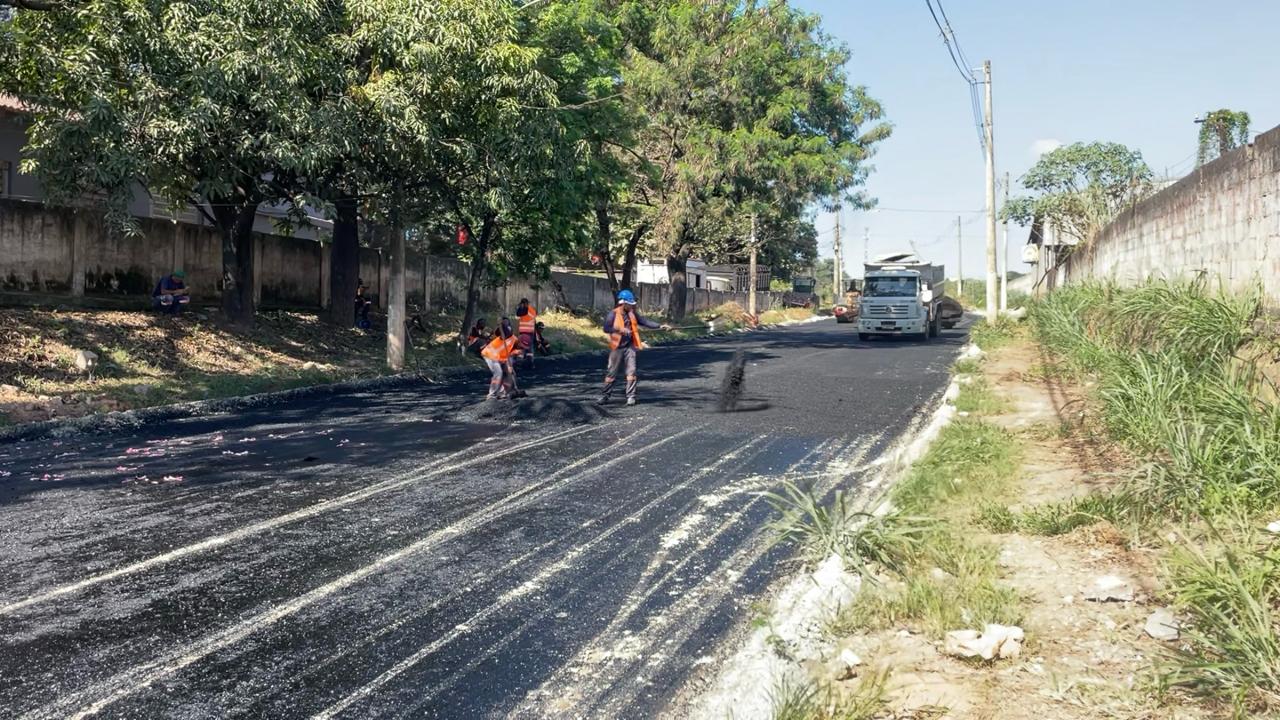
[1060,124,1280,305]
[0,198,775,316]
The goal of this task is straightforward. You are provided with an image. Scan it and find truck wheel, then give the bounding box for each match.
[929,315,941,338]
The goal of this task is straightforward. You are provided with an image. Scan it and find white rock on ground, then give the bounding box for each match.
[1084,575,1136,603]
[1266,520,1280,534]
[943,624,1025,661]
[1144,609,1180,641]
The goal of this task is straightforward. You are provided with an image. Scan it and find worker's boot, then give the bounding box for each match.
[626,397,636,407]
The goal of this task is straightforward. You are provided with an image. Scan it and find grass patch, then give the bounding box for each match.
[1161,524,1280,717]
[969,316,1022,351]
[952,357,982,375]
[767,670,888,720]
[953,378,1007,415]
[891,419,1020,515]
[765,481,928,576]
[976,492,1142,536]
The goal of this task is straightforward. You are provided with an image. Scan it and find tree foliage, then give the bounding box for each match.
[2,0,890,327]
[1003,142,1154,247]
[1197,108,1251,166]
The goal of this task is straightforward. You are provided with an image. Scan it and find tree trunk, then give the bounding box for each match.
[666,251,689,321]
[386,211,406,371]
[595,200,619,293]
[459,217,496,342]
[620,223,647,291]
[213,201,259,327]
[326,191,360,326]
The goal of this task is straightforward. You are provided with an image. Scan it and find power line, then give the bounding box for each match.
[924,0,986,152]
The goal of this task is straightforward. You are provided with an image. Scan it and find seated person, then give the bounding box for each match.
[354,280,373,329]
[533,321,552,355]
[152,270,190,314]
[466,319,491,356]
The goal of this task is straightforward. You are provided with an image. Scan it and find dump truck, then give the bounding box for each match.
[856,253,961,340]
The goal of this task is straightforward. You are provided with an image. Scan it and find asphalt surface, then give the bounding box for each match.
[0,318,967,719]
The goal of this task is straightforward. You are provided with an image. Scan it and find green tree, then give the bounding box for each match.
[620,0,888,320]
[2,1,341,324]
[1003,142,1154,247]
[1197,108,1251,166]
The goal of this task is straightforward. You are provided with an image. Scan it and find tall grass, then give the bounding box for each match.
[1030,279,1280,710]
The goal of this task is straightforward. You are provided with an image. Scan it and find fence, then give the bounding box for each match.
[0,198,775,316]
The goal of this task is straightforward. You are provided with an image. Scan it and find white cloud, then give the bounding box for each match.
[1030,138,1062,157]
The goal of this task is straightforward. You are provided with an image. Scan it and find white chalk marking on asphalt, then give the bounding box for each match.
[33,424,685,720]
[1,424,595,617]
[394,437,854,719]
[311,431,767,720]
[293,433,774,689]
[518,432,885,716]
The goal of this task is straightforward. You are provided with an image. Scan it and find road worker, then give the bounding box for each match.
[597,289,670,407]
[533,320,552,356]
[515,298,538,370]
[481,318,524,400]
[466,318,491,357]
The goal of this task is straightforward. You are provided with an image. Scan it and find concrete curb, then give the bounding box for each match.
[0,314,830,444]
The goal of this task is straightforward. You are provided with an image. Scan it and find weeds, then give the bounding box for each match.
[953,378,1007,415]
[891,419,1019,515]
[1030,279,1280,708]
[969,316,1022,351]
[1161,526,1280,716]
[764,481,927,576]
[977,492,1142,536]
[766,669,888,720]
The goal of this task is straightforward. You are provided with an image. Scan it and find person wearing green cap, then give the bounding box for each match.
[152,270,190,315]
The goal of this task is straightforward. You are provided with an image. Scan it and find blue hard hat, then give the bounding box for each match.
[616,289,637,305]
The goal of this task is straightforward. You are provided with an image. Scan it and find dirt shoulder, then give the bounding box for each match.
[853,335,1201,720]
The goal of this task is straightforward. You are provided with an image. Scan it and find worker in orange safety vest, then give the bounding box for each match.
[597,289,670,406]
[515,298,538,370]
[482,318,525,399]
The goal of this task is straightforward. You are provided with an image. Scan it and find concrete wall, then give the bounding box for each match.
[0,197,778,316]
[1059,124,1280,305]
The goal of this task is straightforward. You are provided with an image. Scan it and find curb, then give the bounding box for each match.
[0,314,830,444]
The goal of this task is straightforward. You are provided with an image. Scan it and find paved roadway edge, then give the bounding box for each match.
[0,314,828,444]
[686,339,974,720]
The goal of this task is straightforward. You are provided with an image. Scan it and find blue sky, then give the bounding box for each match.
[794,0,1280,278]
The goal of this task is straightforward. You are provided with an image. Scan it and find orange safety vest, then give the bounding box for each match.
[607,307,643,351]
[482,334,519,362]
[517,306,537,335]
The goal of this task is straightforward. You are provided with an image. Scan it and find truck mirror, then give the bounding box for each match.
[921,289,934,304]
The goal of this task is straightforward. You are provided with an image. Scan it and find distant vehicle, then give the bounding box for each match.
[834,279,861,323]
[856,253,957,341]
[779,276,819,308]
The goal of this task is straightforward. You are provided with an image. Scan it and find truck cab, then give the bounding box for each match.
[858,269,935,339]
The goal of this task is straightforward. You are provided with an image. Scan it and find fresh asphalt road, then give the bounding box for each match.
[0,318,967,719]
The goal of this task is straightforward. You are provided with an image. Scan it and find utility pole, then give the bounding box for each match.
[386,210,406,371]
[748,213,758,318]
[863,227,869,265]
[983,59,998,323]
[956,215,963,299]
[832,207,843,303]
[1000,171,1010,312]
